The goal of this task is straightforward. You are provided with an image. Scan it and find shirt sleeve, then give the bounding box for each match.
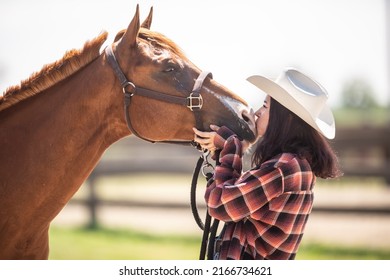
[205,127,284,222]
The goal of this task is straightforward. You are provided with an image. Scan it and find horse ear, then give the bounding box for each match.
[141,7,153,29]
[120,4,140,48]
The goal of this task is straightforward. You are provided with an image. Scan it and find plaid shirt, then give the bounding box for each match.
[205,127,315,260]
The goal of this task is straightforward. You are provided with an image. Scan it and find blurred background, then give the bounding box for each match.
[1,0,389,259]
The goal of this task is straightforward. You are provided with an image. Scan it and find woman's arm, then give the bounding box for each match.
[195,126,283,222]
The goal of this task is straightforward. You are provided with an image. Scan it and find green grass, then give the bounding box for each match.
[297,243,390,260]
[333,106,389,127]
[49,226,390,260]
[49,226,201,260]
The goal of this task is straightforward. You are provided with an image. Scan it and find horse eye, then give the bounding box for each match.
[163,67,176,73]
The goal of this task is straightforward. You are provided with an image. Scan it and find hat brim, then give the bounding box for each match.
[247,75,335,139]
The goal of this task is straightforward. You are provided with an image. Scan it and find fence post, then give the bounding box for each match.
[384,125,390,186]
[87,174,99,229]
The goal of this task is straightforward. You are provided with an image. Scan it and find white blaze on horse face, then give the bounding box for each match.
[212,92,256,134]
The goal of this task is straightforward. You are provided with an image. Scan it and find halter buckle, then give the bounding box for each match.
[187,93,203,111]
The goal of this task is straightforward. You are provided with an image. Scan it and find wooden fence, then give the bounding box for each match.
[331,125,390,183]
[74,125,390,228]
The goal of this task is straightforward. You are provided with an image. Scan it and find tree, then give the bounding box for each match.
[341,79,378,109]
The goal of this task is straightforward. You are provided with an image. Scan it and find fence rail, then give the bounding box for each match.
[73,125,390,228]
[331,125,390,183]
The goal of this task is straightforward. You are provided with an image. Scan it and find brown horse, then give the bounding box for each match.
[0,6,255,259]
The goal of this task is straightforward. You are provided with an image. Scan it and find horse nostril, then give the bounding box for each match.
[241,109,254,124]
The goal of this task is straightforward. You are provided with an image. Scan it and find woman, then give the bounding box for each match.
[193,68,341,260]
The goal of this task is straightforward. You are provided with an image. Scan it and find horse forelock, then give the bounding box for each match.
[0,32,108,112]
[138,29,185,58]
[114,28,185,59]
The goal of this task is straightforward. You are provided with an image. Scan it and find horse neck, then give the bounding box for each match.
[0,55,129,227]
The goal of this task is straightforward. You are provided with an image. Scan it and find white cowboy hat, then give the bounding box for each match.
[247,68,335,139]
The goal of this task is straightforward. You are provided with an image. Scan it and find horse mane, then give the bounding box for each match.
[1,28,183,112]
[0,32,108,112]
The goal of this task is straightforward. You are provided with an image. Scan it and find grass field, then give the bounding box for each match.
[333,106,389,127]
[49,226,390,260]
[49,226,200,260]
[49,174,390,260]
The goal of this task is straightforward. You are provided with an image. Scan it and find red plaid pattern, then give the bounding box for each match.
[205,127,315,260]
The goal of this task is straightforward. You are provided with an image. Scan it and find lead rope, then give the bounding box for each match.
[190,150,221,260]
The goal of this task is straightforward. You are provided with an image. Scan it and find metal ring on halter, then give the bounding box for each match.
[201,149,214,178]
[105,44,213,147]
[122,81,136,95]
[201,162,214,178]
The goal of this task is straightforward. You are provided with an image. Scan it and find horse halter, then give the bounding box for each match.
[106,45,218,259]
[105,45,212,148]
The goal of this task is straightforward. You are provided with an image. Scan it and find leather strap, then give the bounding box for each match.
[105,45,212,147]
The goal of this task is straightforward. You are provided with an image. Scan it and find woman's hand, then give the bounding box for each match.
[194,125,253,155]
[193,125,220,154]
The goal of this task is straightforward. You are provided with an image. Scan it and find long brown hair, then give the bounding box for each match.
[252,97,341,179]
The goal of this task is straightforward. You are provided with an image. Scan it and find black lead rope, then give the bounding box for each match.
[190,151,221,260]
[190,156,207,231]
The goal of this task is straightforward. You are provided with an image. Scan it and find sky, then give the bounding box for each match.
[0,0,388,109]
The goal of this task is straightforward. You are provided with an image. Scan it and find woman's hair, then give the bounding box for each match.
[252,97,342,179]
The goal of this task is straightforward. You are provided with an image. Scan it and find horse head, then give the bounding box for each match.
[108,6,256,144]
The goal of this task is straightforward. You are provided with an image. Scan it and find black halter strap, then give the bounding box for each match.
[106,45,222,259]
[105,45,212,147]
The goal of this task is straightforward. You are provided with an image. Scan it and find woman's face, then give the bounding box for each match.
[254,95,270,138]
